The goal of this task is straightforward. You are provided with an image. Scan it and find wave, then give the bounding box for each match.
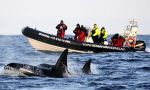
[146,48,150,52]
[138,66,150,71]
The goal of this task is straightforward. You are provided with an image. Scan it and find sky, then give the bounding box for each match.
[0,0,150,35]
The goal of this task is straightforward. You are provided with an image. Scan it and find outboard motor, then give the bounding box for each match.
[135,40,146,51]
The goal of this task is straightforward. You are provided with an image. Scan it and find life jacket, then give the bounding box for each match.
[112,36,125,47]
[91,25,100,37]
[125,37,136,47]
[78,30,86,42]
[56,24,67,38]
[100,28,108,39]
[57,31,65,38]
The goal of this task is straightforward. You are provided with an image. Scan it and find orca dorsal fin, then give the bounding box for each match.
[82,59,92,74]
[55,49,68,68]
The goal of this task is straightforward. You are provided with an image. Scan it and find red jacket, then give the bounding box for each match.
[112,37,125,47]
[56,24,67,38]
[78,31,86,42]
[73,27,81,36]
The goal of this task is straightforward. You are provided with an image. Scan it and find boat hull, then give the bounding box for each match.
[28,38,88,53]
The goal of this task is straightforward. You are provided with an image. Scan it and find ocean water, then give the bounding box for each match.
[0,35,150,90]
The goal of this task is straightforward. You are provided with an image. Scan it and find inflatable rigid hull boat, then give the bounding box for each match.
[22,27,146,53]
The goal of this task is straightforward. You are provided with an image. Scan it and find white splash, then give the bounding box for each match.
[91,64,99,74]
[0,66,26,76]
[67,60,99,77]
[0,66,4,75]
[67,60,82,76]
[146,48,150,52]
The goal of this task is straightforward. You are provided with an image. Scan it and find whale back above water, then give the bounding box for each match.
[4,49,92,78]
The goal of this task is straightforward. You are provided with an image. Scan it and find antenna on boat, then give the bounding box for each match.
[130,19,138,26]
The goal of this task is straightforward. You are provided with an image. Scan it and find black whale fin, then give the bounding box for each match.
[55,49,68,68]
[82,59,92,74]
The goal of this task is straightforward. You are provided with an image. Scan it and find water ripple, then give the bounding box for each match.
[0,35,150,90]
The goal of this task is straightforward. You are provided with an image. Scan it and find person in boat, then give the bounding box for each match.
[99,27,108,44]
[56,20,67,38]
[91,24,100,43]
[73,24,81,40]
[81,25,88,37]
[78,25,88,42]
[111,33,125,47]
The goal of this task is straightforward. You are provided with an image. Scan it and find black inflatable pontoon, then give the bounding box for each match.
[22,27,146,53]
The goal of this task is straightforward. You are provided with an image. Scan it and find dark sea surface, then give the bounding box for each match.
[0,35,150,90]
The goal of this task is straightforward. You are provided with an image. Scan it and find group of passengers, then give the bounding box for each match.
[73,24,88,42]
[56,20,125,47]
[90,24,108,44]
[56,20,88,42]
